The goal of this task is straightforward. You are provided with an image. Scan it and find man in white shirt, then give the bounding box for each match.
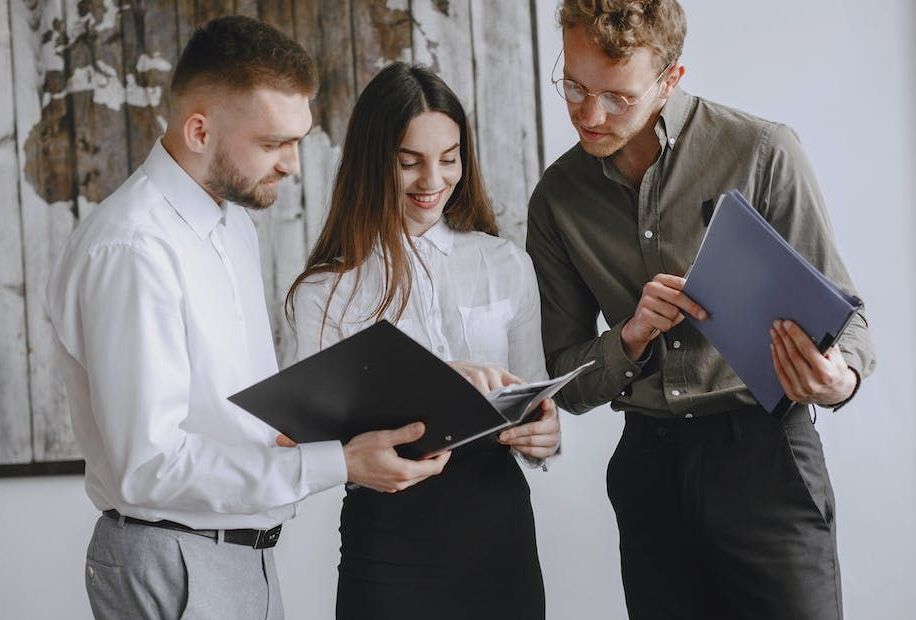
[46,16,448,619]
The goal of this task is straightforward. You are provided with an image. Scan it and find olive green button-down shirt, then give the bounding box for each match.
[526,87,875,418]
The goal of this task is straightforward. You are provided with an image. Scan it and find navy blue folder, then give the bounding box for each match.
[683,190,862,415]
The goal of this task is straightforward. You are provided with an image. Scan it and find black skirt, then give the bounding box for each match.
[335,444,545,620]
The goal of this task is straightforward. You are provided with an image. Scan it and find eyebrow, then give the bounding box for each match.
[260,134,305,143]
[398,143,460,157]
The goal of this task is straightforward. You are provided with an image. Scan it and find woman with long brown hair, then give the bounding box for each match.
[287,62,558,619]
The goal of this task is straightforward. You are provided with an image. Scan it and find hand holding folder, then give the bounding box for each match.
[229,321,593,459]
[683,190,862,415]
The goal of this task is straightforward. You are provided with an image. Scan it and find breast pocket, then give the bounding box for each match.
[458,299,513,368]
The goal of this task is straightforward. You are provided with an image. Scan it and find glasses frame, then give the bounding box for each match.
[550,50,674,116]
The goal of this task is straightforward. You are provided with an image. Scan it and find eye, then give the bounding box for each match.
[263,143,280,152]
[440,159,458,165]
[399,160,420,169]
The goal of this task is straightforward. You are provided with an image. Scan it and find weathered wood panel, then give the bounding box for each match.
[10,0,80,461]
[249,0,308,367]
[0,0,32,464]
[0,0,543,471]
[120,1,179,170]
[64,0,130,219]
[351,0,412,92]
[411,0,476,124]
[470,0,542,246]
[294,0,356,253]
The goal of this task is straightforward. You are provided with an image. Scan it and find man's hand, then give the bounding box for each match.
[448,361,522,395]
[770,320,857,407]
[276,423,450,493]
[621,274,708,360]
[497,398,560,461]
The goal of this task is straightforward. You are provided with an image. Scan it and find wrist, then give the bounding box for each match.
[620,318,650,361]
[820,367,857,407]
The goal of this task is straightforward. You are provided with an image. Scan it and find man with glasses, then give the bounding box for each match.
[527,1,874,618]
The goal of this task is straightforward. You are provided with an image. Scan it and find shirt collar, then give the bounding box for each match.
[142,139,226,239]
[656,86,692,149]
[412,217,455,255]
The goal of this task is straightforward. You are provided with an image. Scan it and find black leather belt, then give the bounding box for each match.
[102,510,282,549]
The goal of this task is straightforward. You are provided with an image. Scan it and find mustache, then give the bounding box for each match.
[260,172,287,184]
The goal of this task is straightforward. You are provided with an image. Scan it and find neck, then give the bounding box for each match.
[161,132,222,206]
[610,109,664,187]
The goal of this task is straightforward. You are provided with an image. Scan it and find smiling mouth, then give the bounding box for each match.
[407,189,446,209]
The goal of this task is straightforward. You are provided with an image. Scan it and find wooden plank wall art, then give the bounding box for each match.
[0,0,543,475]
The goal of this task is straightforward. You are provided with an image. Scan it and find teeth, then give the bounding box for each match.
[411,191,442,204]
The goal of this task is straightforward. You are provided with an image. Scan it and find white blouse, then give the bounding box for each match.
[294,218,548,385]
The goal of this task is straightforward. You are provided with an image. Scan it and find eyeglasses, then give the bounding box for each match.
[551,50,674,116]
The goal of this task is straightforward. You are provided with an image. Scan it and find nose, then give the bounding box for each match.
[577,93,606,128]
[417,161,444,191]
[276,143,300,177]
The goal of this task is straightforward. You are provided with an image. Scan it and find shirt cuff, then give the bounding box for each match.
[824,364,862,412]
[603,320,651,383]
[297,440,348,494]
[513,448,553,471]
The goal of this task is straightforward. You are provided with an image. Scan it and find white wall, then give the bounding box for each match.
[2,1,914,618]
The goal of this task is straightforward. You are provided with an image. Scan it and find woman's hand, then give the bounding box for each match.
[497,398,560,461]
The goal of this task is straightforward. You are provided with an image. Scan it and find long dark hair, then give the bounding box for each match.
[286,62,497,332]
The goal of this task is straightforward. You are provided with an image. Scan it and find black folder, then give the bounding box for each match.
[229,321,592,458]
[683,190,862,416]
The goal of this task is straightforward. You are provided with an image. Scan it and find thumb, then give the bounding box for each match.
[388,422,426,446]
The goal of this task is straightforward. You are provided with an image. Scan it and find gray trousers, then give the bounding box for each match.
[85,515,284,620]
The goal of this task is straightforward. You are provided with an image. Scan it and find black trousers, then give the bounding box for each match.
[607,405,842,620]
[336,445,544,620]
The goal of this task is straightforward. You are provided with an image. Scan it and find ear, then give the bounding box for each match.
[183,112,210,154]
[661,63,686,99]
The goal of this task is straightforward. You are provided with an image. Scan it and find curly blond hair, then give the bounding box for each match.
[559,0,686,68]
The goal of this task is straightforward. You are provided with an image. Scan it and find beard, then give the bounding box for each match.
[573,105,658,159]
[203,144,284,210]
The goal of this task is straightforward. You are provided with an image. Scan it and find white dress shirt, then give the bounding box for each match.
[294,218,548,391]
[46,140,347,530]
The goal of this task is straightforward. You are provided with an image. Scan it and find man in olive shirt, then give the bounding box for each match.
[527,2,875,619]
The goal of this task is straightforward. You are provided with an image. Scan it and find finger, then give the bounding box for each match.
[540,399,558,417]
[486,366,523,389]
[276,434,296,447]
[782,320,833,374]
[407,453,450,478]
[637,306,683,334]
[642,296,683,322]
[652,275,708,319]
[655,287,707,321]
[654,273,687,290]
[771,329,805,399]
[775,322,814,376]
[771,342,799,401]
[500,416,560,442]
[503,433,560,448]
[386,422,426,446]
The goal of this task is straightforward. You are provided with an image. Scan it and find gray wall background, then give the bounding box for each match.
[1,1,914,618]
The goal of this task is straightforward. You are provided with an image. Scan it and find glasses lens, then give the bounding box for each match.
[598,93,628,115]
[558,79,586,104]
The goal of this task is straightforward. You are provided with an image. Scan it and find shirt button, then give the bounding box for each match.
[668,137,676,147]
[643,230,654,239]
[436,345,444,353]
[625,371,634,378]
[672,340,681,349]
[87,565,95,581]
[685,413,694,419]
[671,389,681,396]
